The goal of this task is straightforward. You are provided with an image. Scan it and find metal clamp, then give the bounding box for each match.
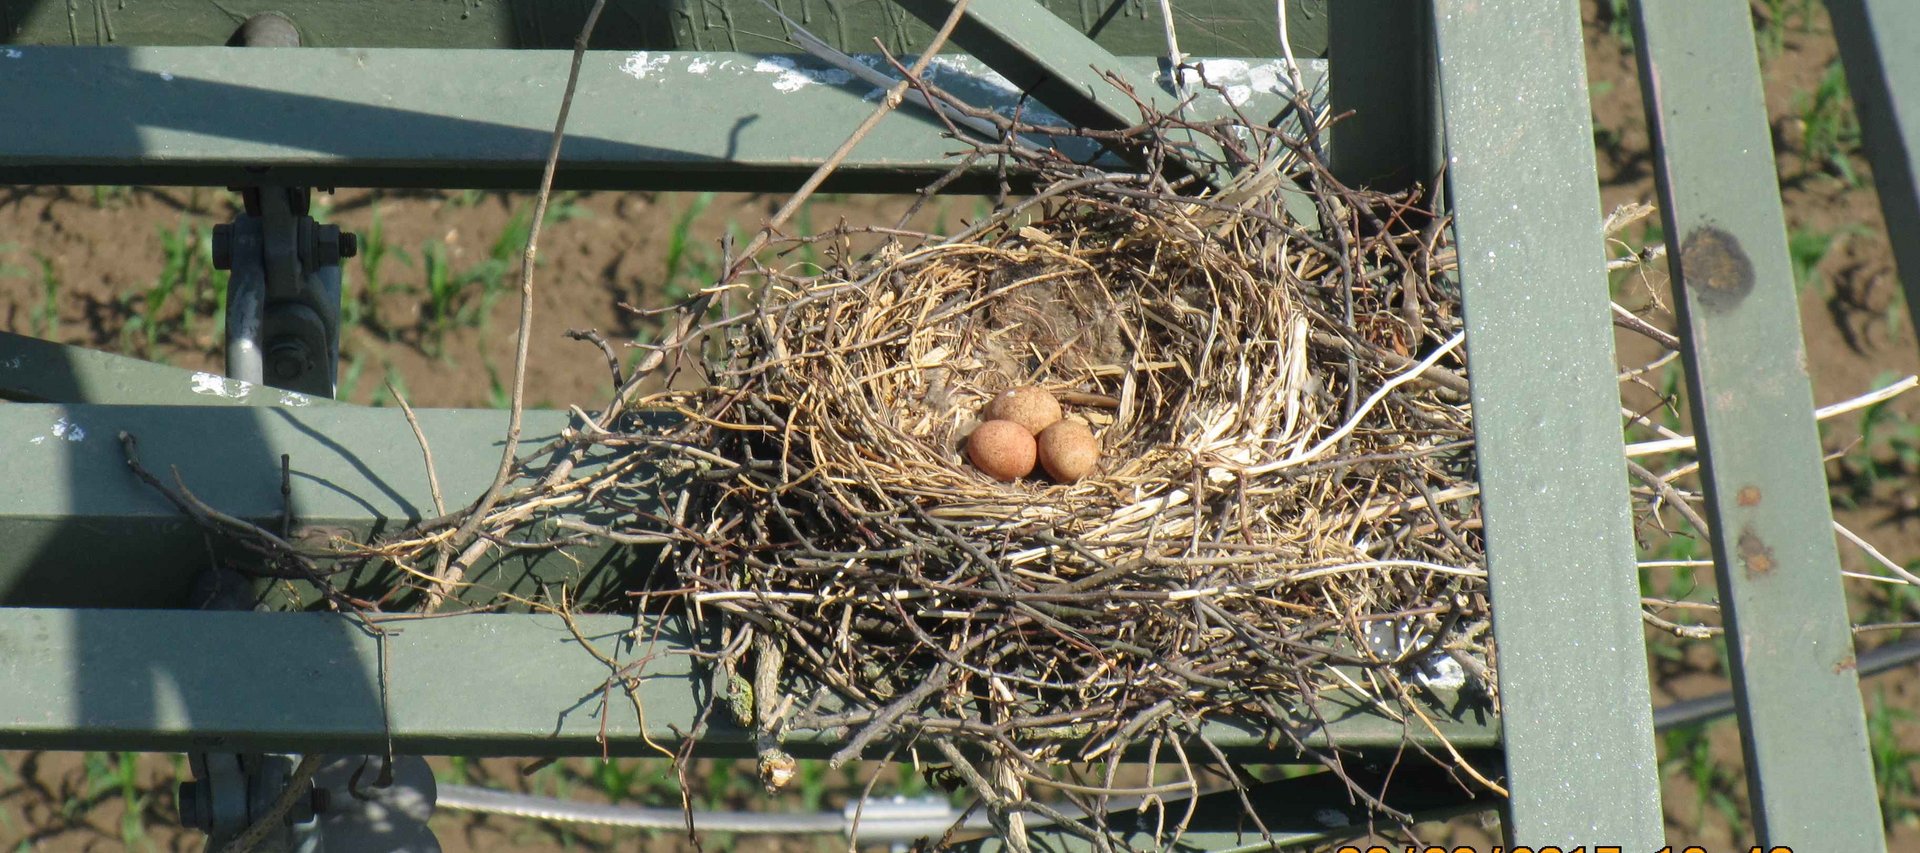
[208,12,356,397]
[179,752,318,851]
[211,186,355,396]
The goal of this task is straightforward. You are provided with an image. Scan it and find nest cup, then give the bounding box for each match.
[741,204,1318,543]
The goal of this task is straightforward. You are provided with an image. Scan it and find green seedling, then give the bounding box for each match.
[29,253,59,339]
[485,359,511,410]
[1603,0,1634,48]
[420,240,462,356]
[795,758,831,812]
[89,185,132,208]
[791,204,825,278]
[1861,580,1920,634]
[193,223,229,344]
[1798,59,1865,186]
[344,205,414,338]
[1868,687,1920,826]
[121,222,208,360]
[1839,374,1920,506]
[367,363,409,408]
[337,350,368,403]
[416,202,556,356]
[442,755,473,786]
[75,751,153,850]
[1786,226,1840,295]
[1753,0,1818,58]
[590,758,654,804]
[549,190,592,224]
[1660,722,1748,836]
[661,192,717,301]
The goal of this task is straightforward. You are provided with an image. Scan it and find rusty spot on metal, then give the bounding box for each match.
[1680,226,1755,311]
[1737,527,1775,575]
[1835,655,1858,674]
[1737,485,1762,506]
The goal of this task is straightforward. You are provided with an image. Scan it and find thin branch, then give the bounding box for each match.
[389,380,446,517]
[433,0,610,605]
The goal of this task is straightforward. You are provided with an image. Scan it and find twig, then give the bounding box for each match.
[1624,375,1918,457]
[1834,521,1920,586]
[830,662,952,768]
[1611,302,1681,349]
[389,380,446,518]
[433,0,609,606]
[731,0,976,275]
[566,327,625,392]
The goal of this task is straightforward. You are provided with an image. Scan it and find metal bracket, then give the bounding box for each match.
[212,186,355,396]
[206,13,356,397]
[179,752,317,851]
[178,753,440,852]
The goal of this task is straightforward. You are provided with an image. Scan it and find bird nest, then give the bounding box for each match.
[613,93,1493,832]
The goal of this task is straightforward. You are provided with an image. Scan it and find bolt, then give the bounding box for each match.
[268,339,309,382]
[313,226,357,267]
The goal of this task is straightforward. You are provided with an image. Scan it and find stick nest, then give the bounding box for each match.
[623,92,1491,818]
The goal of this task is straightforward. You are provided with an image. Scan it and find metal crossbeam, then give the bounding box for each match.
[0,401,644,609]
[0,607,1495,758]
[0,610,1497,756]
[0,0,1319,57]
[0,332,334,407]
[0,609,700,755]
[1328,0,1439,192]
[1631,2,1886,847]
[893,0,1186,134]
[1431,0,1663,845]
[0,47,1317,191]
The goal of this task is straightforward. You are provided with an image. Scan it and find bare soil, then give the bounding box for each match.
[3,0,1918,849]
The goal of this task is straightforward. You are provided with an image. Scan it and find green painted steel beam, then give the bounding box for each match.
[890,0,1259,188]
[1630,2,1886,847]
[0,401,646,609]
[0,0,1323,57]
[1826,0,1920,355]
[0,47,1317,191]
[1328,0,1439,192]
[0,609,701,756]
[1431,0,1663,846]
[0,607,1494,757]
[0,332,335,407]
[892,0,1192,133]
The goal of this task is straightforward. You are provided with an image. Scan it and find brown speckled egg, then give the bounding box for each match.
[985,386,1063,436]
[967,419,1037,481]
[1036,419,1099,483]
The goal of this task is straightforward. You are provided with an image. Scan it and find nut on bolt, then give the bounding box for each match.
[268,338,311,382]
[313,226,359,266]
